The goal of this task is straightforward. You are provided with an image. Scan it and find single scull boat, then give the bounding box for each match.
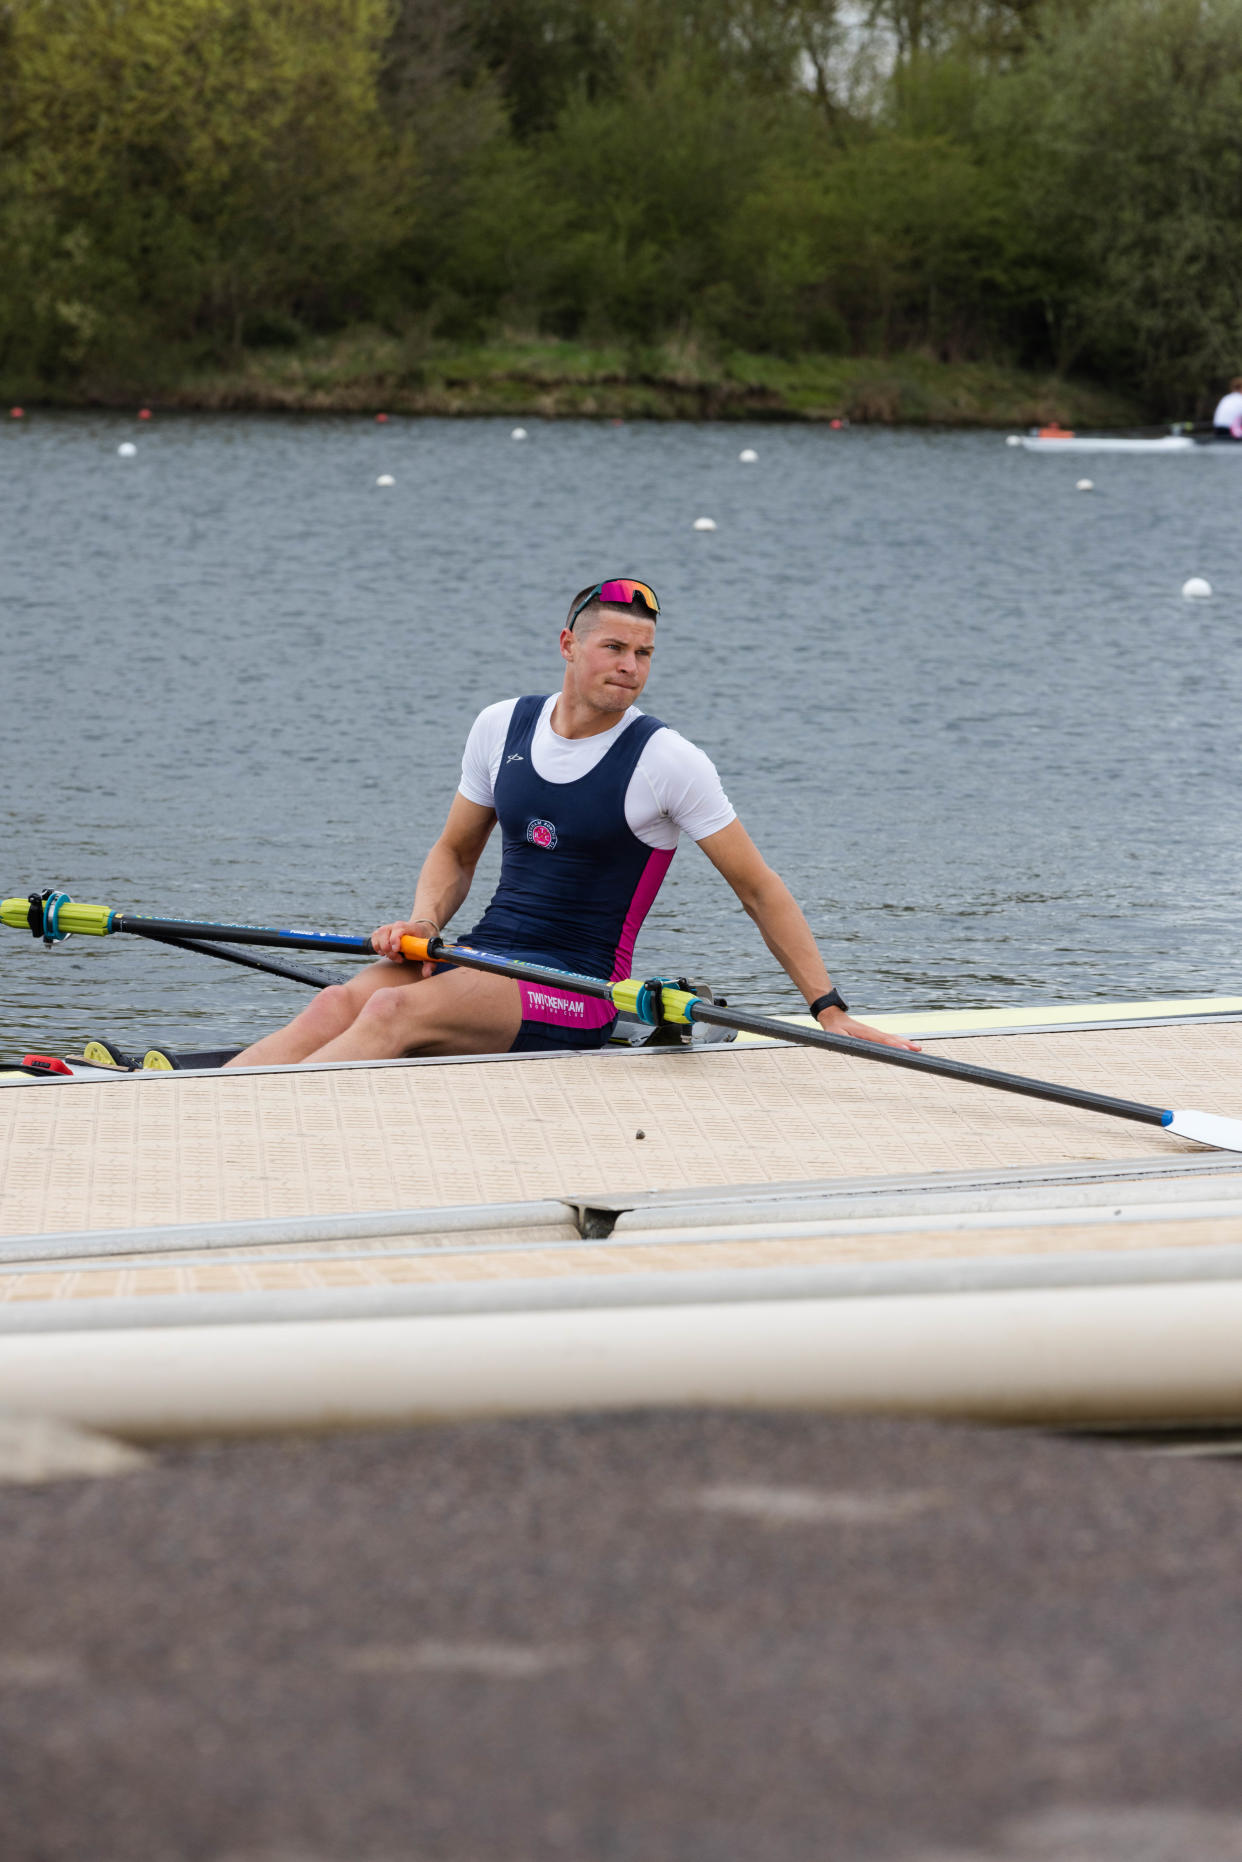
[7,891,1242,1150]
[1010,432,1241,454]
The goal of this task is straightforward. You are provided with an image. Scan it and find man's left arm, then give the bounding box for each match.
[697,819,921,1053]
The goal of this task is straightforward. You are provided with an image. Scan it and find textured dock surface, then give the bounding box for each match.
[4,1021,1242,1237]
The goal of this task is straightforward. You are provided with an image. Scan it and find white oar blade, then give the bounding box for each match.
[1165,1110,1242,1153]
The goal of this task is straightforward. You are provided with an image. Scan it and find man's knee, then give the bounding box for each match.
[307,982,357,1036]
[355,986,416,1034]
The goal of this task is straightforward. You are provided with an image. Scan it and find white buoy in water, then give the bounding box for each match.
[376,474,395,487]
[739,448,758,463]
[1005,435,1022,447]
[693,517,717,531]
[1182,576,1213,599]
[117,442,136,457]
[1076,478,1094,491]
[510,427,527,440]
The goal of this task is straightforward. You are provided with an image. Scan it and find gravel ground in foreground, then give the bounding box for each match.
[2,1410,1242,1862]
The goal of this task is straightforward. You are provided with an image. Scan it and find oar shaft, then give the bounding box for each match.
[406,936,1169,1131]
[116,915,374,956]
[402,939,614,1001]
[687,1002,1167,1127]
[136,929,339,990]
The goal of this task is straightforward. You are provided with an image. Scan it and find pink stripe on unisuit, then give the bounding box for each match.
[519,981,616,1029]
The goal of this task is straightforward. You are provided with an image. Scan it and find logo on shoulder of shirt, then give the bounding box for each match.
[526,818,558,850]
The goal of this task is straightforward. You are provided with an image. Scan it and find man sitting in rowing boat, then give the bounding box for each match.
[229,578,917,1066]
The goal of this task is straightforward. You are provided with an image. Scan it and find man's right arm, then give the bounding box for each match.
[371,794,497,963]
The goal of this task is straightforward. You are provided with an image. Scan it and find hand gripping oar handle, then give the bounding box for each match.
[402,935,1242,1149]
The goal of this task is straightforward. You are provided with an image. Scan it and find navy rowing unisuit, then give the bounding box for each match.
[464,695,675,1050]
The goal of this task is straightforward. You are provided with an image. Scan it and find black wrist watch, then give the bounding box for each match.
[809,988,849,1018]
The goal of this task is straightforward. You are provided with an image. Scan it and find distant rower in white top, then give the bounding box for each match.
[229,578,919,1066]
[1212,377,1242,437]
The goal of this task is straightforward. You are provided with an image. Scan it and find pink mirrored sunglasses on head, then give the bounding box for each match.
[568,578,661,631]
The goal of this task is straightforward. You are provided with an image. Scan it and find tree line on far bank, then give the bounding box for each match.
[1,0,1239,413]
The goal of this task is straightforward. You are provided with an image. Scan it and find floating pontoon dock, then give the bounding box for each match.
[3,1001,1241,1437]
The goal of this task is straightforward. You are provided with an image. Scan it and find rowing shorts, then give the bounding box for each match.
[510,977,617,1052]
[428,961,616,1052]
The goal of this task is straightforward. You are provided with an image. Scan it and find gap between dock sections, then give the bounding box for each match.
[3,1152,1241,1269]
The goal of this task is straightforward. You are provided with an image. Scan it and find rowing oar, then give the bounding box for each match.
[398,933,1242,1155]
[2,893,376,956]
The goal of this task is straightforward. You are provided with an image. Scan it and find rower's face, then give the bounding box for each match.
[560,614,655,712]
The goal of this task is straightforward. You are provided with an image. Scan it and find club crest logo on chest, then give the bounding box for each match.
[526,818,558,851]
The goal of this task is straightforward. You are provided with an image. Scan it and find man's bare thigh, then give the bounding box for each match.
[357,961,523,1056]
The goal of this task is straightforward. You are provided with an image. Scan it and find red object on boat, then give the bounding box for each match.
[20,1054,72,1075]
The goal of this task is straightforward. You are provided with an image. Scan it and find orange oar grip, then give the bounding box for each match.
[399,934,435,962]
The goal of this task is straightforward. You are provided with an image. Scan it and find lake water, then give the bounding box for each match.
[2,413,1239,1054]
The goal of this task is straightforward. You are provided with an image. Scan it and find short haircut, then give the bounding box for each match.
[1231,376,1242,393]
[566,583,658,633]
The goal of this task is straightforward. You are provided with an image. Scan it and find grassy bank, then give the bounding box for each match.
[19,330,1144,428]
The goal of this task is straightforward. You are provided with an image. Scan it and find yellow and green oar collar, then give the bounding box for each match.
[609,975,698,1026]
[2,893,115,942]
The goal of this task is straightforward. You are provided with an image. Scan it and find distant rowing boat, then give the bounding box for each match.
[1011,432,1242,454]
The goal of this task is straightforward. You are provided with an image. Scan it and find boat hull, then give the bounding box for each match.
[1017,435,1199,453]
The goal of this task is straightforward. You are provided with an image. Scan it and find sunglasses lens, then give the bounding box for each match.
[599,579,659,612]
